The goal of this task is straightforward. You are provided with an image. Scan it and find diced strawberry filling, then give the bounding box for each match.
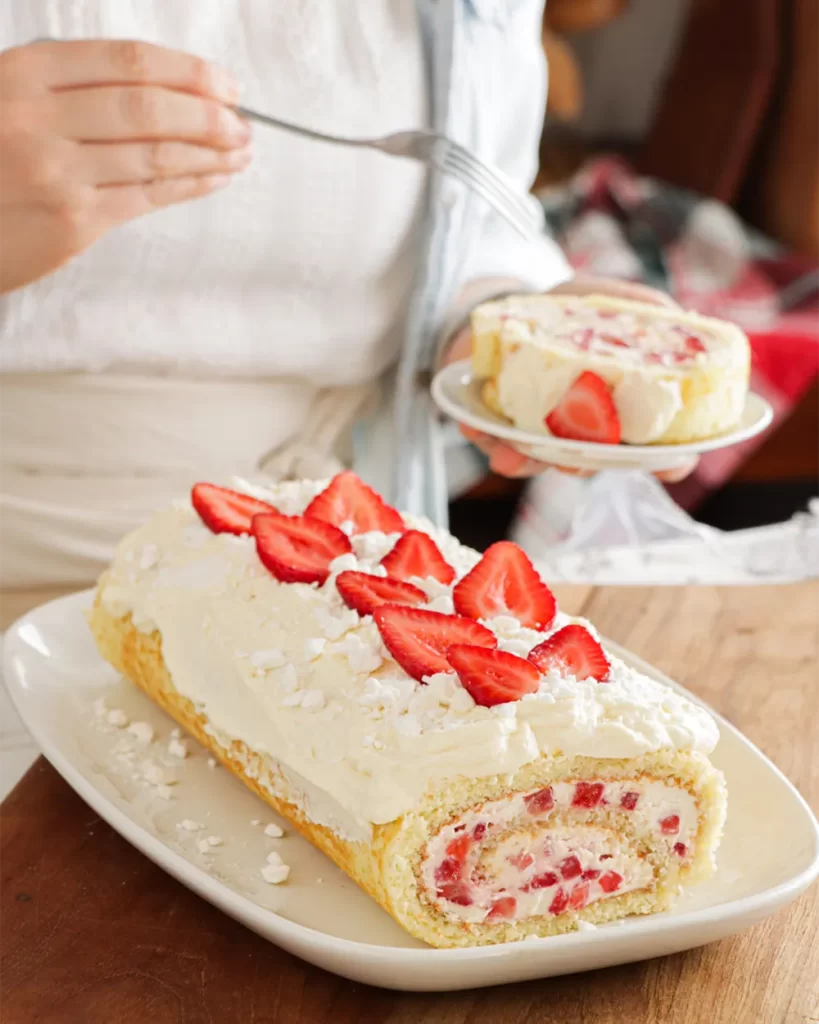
[446,835,472,861]
[660,814,681,834]
[572,782,605,808]
[559,855,582,880]
[430,809,662,920]
[434,857,462,884]
[425,779,695,922]
[487,896,517,920]
[436,881,472,906]
[556,311,709,364]
[598,870,623,893]
[524,787,555,815]
[572,328,594,349]
[569,881,590,910]
[682,332,706,354]
[549,888,569,914]
[527,871,559,890]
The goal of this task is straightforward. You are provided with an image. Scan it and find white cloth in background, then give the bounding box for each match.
[0,1,427,378]
[514,474,819,585]
[0,2,425,584]
[0,374,373,586]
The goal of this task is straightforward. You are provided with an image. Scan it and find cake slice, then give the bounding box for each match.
[471,293,751,444]
[89,474,726,947]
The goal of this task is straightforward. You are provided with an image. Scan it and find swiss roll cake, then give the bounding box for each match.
[471,293,751,445]
[90,473,726,947]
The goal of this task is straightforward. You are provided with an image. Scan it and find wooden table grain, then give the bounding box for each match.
[2,582,818,1024]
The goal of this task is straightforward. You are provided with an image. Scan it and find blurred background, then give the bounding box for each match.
[450,0,819,551]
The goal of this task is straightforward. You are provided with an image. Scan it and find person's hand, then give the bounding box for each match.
[0,39,252,293]
[443,275,698,483]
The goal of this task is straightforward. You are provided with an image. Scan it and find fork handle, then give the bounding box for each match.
[234,106,368,149]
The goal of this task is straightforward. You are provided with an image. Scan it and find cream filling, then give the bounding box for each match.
[613,375,683,444]
[496,343,684,444]
[422,779,697,924]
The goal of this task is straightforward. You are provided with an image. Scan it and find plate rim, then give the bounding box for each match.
[3,589,818,964]
[431,359,774,459]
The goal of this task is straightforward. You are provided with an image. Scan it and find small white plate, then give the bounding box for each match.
[431,360,774,473]
[4,592,818,992]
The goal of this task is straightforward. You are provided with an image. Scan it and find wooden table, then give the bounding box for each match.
[2,583,818,1023]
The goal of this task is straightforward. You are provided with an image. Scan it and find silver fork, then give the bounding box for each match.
[235,106,543,240]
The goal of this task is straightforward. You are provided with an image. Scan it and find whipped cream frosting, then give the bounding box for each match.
[99,478,719,831]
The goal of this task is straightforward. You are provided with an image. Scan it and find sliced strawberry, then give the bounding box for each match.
[373,606,496,683]
[379,530,455,585]
[192,483,278,536]
[620,791,640,811]
[528,624,610,683]
[452,541,557,631]
[304,470,404,535]
[335,571,425,617]
[545,371,621,444]
[252,513,351,585]
[446,645,540,707]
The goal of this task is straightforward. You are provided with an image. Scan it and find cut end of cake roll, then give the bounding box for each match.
[367,750,726,947]
[89,475,727,949]
[471,293,751,445]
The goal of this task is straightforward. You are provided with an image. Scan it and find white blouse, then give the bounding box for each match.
[0,0,427,382]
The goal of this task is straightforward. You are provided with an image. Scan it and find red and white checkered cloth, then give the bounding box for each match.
[538,157,819,508]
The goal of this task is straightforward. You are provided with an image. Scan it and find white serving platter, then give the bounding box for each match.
[4,591,817,992]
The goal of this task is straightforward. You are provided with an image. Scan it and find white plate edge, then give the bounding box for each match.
[431,360,774,458]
